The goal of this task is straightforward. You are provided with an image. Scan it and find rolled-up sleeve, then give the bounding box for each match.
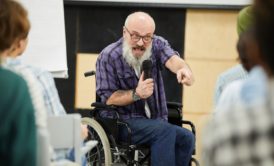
[154,36,180,65]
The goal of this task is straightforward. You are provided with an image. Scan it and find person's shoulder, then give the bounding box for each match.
[0,67,29,100]
[152,35,169,47]
[26,65,52,78]
[0,67,26,86]
[100,38,123,60]
[215,79,244,112]
[220,64,247,78]
[4,58,39,76]
[151,35,175,56]
[240,66,268,105]
[218,64,248,83]
[25,66,57,90]
[0,68,35,119]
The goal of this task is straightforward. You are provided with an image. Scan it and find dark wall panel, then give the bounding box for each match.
[55,6,78,113]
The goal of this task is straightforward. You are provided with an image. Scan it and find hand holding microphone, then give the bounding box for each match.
[135,60,154,99]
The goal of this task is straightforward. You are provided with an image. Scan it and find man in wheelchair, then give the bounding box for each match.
[95,11,195,166]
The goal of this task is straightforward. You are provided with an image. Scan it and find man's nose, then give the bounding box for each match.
[136,38,144,46]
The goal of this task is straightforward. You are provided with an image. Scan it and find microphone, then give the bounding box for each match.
[141,59,152,80]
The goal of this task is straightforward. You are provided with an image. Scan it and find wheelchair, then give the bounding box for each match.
[81,70,200,166]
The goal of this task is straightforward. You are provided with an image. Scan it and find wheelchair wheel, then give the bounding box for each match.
[82,117,112,166]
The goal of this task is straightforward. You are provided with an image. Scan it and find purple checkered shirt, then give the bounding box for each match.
[96,35,179,121]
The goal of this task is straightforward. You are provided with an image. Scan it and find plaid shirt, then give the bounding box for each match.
[31,66,66,116]
[203,67,274,166]
[4,58,48,129]
[4,58,68,161]
[96,35,179,120]
[4,58,66,116]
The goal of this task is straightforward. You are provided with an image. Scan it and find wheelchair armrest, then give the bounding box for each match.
[91,102,134,147]
[182,120,197,155]
[91,102,117,110]
[167,101,183,117]
[91,102,134,143]
[182,120,196,136]
[166,102,197,155]
[166,101,183,109]
[91,102,120,119]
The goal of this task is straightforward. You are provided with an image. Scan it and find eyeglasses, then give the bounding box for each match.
[124,26,153,43]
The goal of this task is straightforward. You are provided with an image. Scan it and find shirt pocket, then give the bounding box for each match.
[117,71,136,89]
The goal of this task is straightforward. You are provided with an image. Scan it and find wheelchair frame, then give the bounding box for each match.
[81,71,199,166]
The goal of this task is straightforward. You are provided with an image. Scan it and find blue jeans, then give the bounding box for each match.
[119,118,195,166]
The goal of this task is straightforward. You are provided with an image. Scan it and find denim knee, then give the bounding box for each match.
[187,131,195,153]
[176,127,195,152]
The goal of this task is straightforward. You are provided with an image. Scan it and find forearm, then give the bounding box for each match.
[166,55,194,86]
[166,55,188,73]
[106,90,134,106]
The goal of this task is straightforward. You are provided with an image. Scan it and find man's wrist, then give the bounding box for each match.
[132,88,141,101]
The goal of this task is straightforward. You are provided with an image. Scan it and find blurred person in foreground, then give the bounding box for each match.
[0,0,36,165]
[214,6,253,106]
[96,11,195,166]
[215,28,259,114]
[202,0,274,165]
[1,0,89,165]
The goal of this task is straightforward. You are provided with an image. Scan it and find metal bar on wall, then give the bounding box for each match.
[64,0,251,9]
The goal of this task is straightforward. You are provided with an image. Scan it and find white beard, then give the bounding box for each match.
[122,41,152,69]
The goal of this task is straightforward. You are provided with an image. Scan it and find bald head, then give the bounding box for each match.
[125,12,155,34]
[123,11,155,59]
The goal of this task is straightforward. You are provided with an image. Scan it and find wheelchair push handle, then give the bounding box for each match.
[84,70,96,77]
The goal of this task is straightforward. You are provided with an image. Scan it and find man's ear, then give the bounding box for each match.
[123,27,126,36]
